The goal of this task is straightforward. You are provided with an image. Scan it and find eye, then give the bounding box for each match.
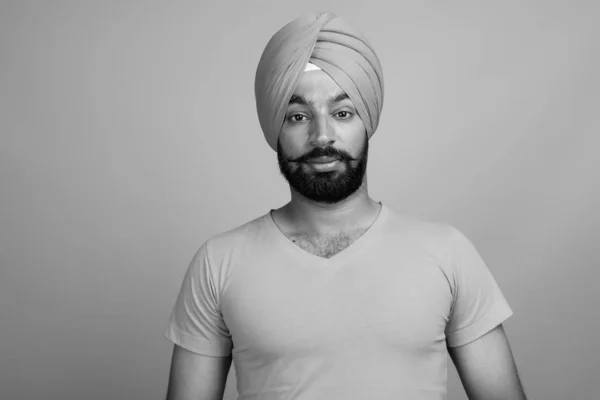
[289,114,307,123]
[336,111,352,119]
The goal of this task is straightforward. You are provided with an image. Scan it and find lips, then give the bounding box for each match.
[308,156,340,164]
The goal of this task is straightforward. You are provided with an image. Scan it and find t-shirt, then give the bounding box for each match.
[164,203,513,400]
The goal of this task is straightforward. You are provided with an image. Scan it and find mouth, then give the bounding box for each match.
[308,156,340,164]
[306,159,341,171]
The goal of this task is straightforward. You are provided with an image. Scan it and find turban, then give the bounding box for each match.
[255,12,384,152]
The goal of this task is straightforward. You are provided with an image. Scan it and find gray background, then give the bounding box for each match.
[1,1,599,399]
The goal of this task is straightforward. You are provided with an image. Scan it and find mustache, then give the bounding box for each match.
[291,147,354,163]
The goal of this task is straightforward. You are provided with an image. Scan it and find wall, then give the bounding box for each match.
[1,1,598,399]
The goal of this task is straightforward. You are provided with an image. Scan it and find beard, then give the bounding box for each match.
[276,132,369,205]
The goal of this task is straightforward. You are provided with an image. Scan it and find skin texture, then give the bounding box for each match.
[283,225,371,259]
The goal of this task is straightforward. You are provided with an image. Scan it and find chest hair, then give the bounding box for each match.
[288,228,368,259]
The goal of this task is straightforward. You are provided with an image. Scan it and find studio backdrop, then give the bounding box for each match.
[1,1,598,399]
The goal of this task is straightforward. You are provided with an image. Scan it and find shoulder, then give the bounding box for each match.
[199,211,271,262]
[383,206,459,248]
[382,207,472,278]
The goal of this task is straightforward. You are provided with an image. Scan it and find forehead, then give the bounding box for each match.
[292,70,346,101]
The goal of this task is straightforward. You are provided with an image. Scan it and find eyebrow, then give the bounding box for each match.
[288,92,350,107]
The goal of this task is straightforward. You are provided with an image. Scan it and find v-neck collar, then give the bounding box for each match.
[266,202,389,265]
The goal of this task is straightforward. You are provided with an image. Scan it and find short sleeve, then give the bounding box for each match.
[444,227,513,347]
[163,241,233,357]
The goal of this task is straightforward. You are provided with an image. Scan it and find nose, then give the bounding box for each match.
[309,115,335,147]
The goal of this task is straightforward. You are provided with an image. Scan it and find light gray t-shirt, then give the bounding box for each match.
[164,203,513,399]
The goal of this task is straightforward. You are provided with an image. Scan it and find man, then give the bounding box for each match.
[164,12,527,400]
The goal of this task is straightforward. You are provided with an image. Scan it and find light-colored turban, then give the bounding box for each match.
[255,12,384,152]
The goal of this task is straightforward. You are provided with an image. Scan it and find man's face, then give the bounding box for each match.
[277,70,369,204]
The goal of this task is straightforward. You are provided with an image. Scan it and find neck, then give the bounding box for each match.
[280,179,380,235]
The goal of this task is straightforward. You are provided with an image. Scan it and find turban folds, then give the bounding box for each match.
[255,12,384,152]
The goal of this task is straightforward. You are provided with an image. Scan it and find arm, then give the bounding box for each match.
[166,344,232,400]
[448,324,527,400]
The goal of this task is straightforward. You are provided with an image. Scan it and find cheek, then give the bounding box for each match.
[278,132,305,158]
[346,119,367,147]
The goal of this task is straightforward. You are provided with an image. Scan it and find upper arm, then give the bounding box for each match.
[164,241,234,399]
[448,324,527,400]
[166,344,232,400]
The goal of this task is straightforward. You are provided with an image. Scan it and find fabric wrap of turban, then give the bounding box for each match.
[255,12,384,152]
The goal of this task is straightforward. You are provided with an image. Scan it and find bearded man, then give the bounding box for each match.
[164,12,527,400]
